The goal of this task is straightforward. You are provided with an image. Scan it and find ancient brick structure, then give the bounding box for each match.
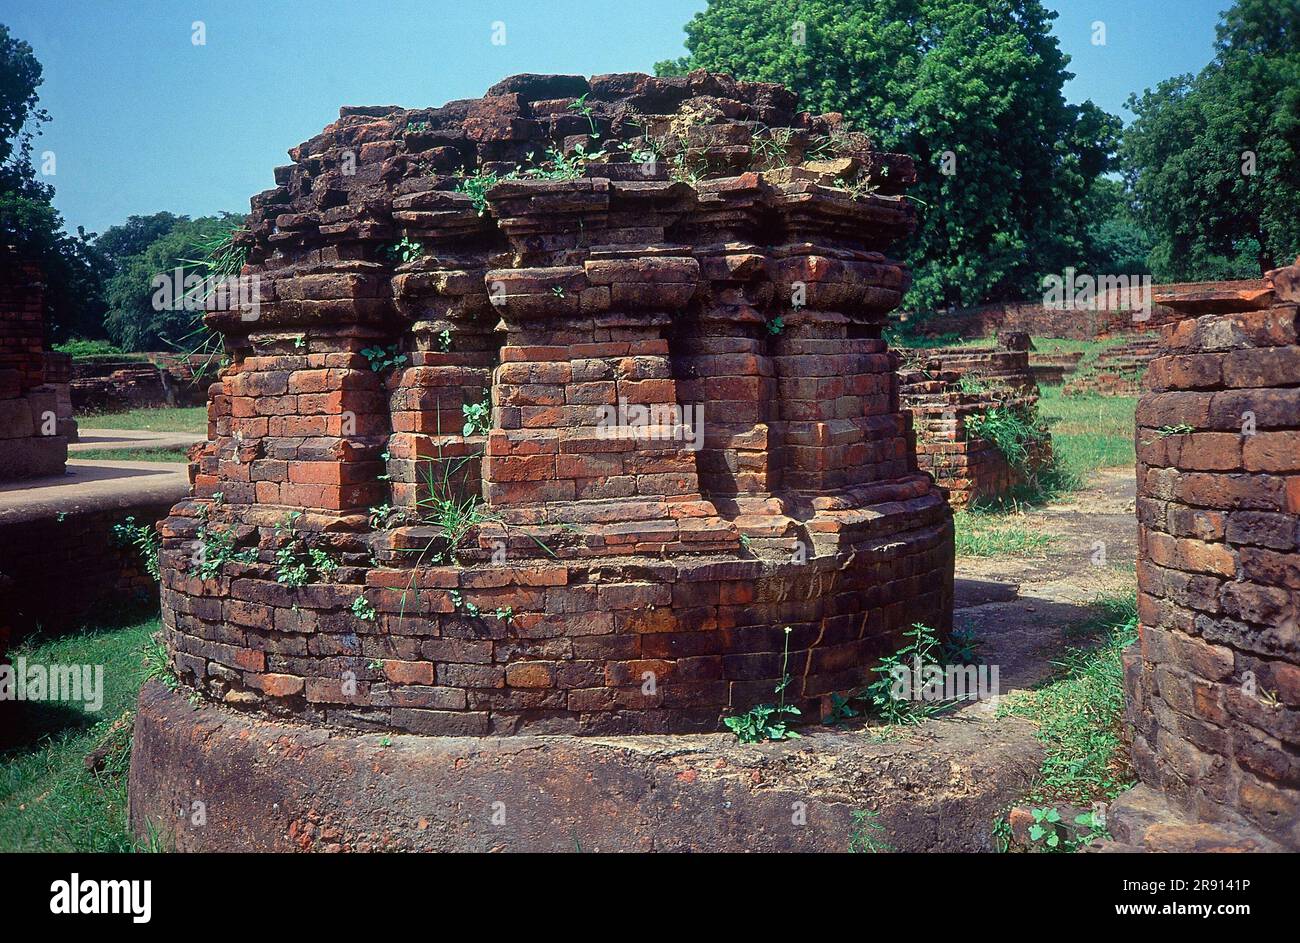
[1028,350,1083,387]
[154,72,954,737]
[908,279,1271,341]
[1121,260,1300,850]
[0,248,73,479]
[898,335,1047,507]
[1061,334,1160,397]
[70,353,211,413]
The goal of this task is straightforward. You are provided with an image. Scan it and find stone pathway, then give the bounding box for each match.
[68,428,205,453]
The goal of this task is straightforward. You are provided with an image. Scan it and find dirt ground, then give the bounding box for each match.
[954,466,1138,691]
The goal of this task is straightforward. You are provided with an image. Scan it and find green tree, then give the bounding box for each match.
[657,0,1121,312]
[0,23,108,341]
[1121,0,1300,281]
[1081,177,1152,277]
[102,212,244,351]
[95,212,183,271]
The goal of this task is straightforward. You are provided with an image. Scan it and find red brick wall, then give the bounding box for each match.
[1128,274,1300,849]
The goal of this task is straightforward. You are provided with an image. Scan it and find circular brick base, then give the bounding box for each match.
[128,678,1039,852]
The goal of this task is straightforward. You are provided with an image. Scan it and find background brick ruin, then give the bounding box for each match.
[1123,261,1300,850]
[156,71,955,736]
[0,247,74,479]
[898,334,1047,507]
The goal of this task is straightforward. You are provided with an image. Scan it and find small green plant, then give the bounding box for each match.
[435,329,452,352]
[495,606,514,622]
[368,503,407,529]
[307,548,339,580]
[457,171,500,215]
[551,285,566,298]
[274,546,310,588]
[824,691,862,725]
[190,501,258,579]
[566,91,600,137]
[724,626,801,742]
[351,594,377,622]
[111,516,161,581]
[361,344,408,374]
[384,236,424,264]
[142,634,178,691]
[766,315,785,336]
[863,622,951,726]
[1026,807,1109,852]
[462,397,491,437]
[848,809,893,853]
[1155,423,1195,437]
[1027,806,1063,849]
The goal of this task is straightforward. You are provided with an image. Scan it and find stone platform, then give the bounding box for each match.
[129,677,1040,852]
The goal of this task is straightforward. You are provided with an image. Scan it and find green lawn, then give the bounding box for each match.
[1039,385,1137,478]
[0,618,158,852]
[72,447,192,463]
[953,510,1057,557]
[77,407,207,433]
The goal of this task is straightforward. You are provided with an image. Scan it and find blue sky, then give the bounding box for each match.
[5,0,1231,236]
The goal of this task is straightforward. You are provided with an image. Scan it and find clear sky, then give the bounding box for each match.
[4,0,1231,236]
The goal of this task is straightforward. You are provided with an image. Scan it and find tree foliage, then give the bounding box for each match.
[101,212,244,352]
[1120,0,1300,280]
[0,24,108,341]
[657,0,1121,312]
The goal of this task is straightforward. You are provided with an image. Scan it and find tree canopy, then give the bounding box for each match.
[1120,0,1300,280]
[100,212,245,352]
[0,23,108,341]
[658,0,1121,312]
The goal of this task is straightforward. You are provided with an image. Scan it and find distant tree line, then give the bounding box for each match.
[660,0,1300,312]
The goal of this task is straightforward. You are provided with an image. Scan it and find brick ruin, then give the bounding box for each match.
[70,353,211,413]
[1060,333,1161,397]
[0,247,75,479]
[908,278,1272,341]
[1122,260,1300,850]
[897,333,1048,507]
[156,72,954,736]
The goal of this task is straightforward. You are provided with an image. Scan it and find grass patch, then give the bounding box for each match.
[953,510,1056,557]
[0,618,159,852]
[72,447,191,463]
[77,407,207,433]
[1039,385,1136,479]
[1000,594,1138,805]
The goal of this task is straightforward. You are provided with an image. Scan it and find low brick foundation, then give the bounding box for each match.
[1122,260,1300,850]
[70,353,212,413]
[1062,334,1160,397]
[152,71,955,738]
[898,336,1048,507]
